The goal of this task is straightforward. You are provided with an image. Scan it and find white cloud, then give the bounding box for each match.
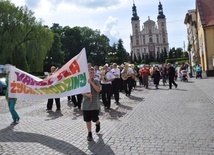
[103,16,119,44]
[24,0,123,9]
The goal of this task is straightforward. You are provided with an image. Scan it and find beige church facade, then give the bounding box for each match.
[130,2,169,62]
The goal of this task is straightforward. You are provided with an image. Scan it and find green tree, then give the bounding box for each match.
[117,39,129,64]
[169,47,176,59]
[0,1,54,72]
[61,26,110,66]
[175,47,183,58]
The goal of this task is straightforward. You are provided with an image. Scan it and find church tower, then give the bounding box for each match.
[130,3,141,60]
[130,1,169,63]
[157,1,169,54]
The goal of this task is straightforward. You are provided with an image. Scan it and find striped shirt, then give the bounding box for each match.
[82,79,101,110]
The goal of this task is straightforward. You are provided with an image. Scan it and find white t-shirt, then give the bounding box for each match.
[100,71,115,84]
[94,70,101,81]
[110,68,120,79]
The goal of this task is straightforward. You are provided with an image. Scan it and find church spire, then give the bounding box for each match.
[131,2,139,21]
[157,1,166,19]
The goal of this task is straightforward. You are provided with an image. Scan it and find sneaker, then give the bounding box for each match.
[11,118,19,125]
[95,122,100,133]
[15,118,19,124]
[87,132,93,141]
[10,121,16,125]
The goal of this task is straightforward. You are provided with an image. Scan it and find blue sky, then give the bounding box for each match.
[10,0,195,53]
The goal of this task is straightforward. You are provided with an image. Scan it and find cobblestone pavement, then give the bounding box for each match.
[0,77,214,155]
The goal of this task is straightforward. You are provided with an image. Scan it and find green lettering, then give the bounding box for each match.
[64,78,72,91]
[79,72,87,87]
[55,82,67,92]
[40,87,55,94]
[49,85,60,94]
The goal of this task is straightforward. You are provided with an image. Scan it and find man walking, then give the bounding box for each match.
[46,66,61,111]
[111,63,120,104]
[167,63,178,89]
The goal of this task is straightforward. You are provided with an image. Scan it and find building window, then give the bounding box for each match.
[157,37,159,43]
[144,48,146,54]
[149,29,152,34]
[143,38,145,44]
[149,37,153,43]
[161,22,164,26]
[136,39,139,45]
[163,38,165,43]
[135,29,138,36]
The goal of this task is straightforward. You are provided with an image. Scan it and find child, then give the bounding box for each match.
[6,70,20,125]
[82,67,101,141]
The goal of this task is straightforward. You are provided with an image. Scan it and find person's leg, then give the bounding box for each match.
[113,79,120,103]
[8,100,19,123]
[91,110,100,133]
[77,94,83,109]
[71,95,77,107]
[47,99,53,110]
[123,80,128,95]
[83,111,93,141]
[145,76,149,88]
[172,80,178,88]
[106,85,112,109]
[101,85,107,108]
[169,77,172,89]
[127,77,132,95]
[86,122,92,133]
[67,96,71,101]
[55,98,60,110]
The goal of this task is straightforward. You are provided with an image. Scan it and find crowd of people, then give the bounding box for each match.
[5,61,202,141]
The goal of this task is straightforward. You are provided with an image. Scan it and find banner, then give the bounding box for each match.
[8,48,90,99]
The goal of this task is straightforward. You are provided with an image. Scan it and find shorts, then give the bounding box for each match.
[83,110,99,122]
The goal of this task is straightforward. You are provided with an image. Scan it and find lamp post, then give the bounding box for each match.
[189,50,193,77]
[107,51,117,64]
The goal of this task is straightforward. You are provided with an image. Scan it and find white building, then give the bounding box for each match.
[130,2,169,62]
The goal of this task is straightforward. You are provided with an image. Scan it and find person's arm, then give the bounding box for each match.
[88,79,101,93]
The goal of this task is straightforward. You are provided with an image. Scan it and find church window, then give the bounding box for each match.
[149,29,152,34]
[136,39,139,45]
[143,38,145,44]
[157,37,159,43]
[135,29,138,36]
[149,37,153,43]
[163,38,166,43]
[162,28,164,33]
[161,22,164,26]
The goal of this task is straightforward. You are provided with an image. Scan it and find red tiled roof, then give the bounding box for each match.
[197,0,214,26]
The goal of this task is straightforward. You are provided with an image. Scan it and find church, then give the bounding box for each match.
[130,2,169,62]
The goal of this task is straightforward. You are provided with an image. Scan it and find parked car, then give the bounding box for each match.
[0,77,6,95]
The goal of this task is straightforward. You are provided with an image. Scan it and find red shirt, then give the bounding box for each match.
[140,66,150,77]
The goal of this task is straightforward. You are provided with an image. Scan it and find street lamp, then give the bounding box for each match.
[107,51,117,64]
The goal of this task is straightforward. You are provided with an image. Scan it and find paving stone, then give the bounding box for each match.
[0,78,214,154]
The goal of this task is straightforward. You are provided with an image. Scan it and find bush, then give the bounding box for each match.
[165,57,189,64]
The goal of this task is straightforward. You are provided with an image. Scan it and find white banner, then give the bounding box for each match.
[8,48,90,99]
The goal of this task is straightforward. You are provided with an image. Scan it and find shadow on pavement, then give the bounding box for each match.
[128,95,144,102]
[0,125,87,155]
[88,134,115,155]
[46,110,63,120]
[108,108,126,119]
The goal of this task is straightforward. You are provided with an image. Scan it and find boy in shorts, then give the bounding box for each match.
[82,67,101,141]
